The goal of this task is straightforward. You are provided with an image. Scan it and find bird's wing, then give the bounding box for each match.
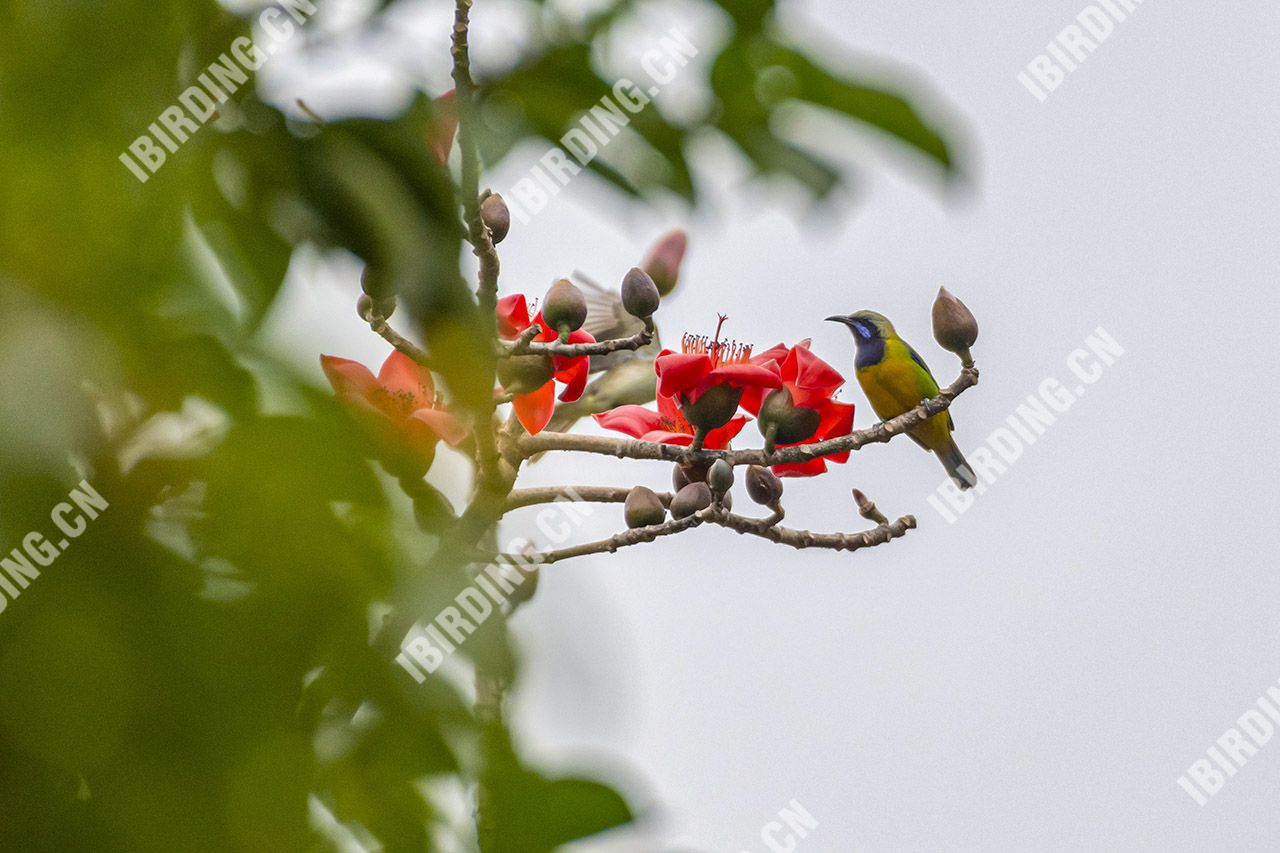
[906,343,954,431]
[573,271,661,372]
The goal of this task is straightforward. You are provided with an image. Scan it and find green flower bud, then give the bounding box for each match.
[680,383,743,432]
[361,264,394,299]
[624,485,666,529]
[670,482,712,519]
[672,464,692,491]
[621,267,660,319]
[481,193,510,244]
[496,354,554,394]
[758,388,821,445]
[357,293,374,321]
[932,287,979,367]
[708,459,734,497]
[745,465,783,507]
[542,278,587,335]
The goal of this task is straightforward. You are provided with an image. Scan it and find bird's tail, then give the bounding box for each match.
[938,441,977,490]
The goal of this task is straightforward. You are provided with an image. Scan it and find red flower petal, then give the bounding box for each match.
[513,382,556,435]
[814,400,855,463]
[378,350,435,410]
[558,356,589,402]
[786,345,844,400]
[400,416,443,466]
[704,362,782,392]
[409,408,469,447]
[427,89,458,165]
[321,355,379,401]
[773,458,829,477]
[655,351,711,398]
[639,430,695,446]
[656,392,683,423]
[497,294,531,339]
[703,415,749,449]
[593,405,663,439]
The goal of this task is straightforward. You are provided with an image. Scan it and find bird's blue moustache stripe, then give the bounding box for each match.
[854,336,885,369]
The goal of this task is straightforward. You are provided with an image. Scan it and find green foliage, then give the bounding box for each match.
[0,0,957,849]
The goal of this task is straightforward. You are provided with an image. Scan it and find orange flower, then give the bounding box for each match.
[321,351,467,474]
[496,294,594,435]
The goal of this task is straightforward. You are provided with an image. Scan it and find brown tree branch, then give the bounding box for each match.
[490,508,713,565]
[504,485,671,512]
[368,316,434,369]
[498,324,653,359]
[514,366,979,465]
[708,508,917,553]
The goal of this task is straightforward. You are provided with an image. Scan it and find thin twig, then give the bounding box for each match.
[504,485,671,512]
[370,317,434,369]
[709,509,917,553]
[490,508,713,565]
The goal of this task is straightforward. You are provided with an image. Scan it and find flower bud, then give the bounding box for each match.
[932,287,978,367]
[480,193,510,244]
[357,293,374,321]
[745,465,783,507]
[361,264,393,299]
[708,459,734,497]
[624,485,666,529]
[852,488,888,525]
[670,482,712,519]
[372,295,397,319]
[542,278,587,335]
[621,267,660,319]
[680,383,743,432]
[672,464,691,492]
[641,229,687,297]
[758,388,821,445]
[496,354,554,394]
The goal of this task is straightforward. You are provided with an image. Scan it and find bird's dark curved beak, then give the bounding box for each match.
[825,315,853,326]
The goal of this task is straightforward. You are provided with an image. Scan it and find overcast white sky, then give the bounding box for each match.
[264,0,1280,849]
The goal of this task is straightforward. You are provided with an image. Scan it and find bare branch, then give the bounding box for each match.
[504,485,671,512]
[499,324,653,359]
[515,366,979,465]
[369,316,434,369]
[499,325,542,356]
[490,508,713,565]
[732,368,979,467]
[709,509,917,553]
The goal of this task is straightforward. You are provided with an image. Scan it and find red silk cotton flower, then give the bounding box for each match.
[741,340,855,477]
[496,294,594,435]
[427,89,458,165]
[321,350,467,474]
[593,392,748,449]
[654,317,781,432]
